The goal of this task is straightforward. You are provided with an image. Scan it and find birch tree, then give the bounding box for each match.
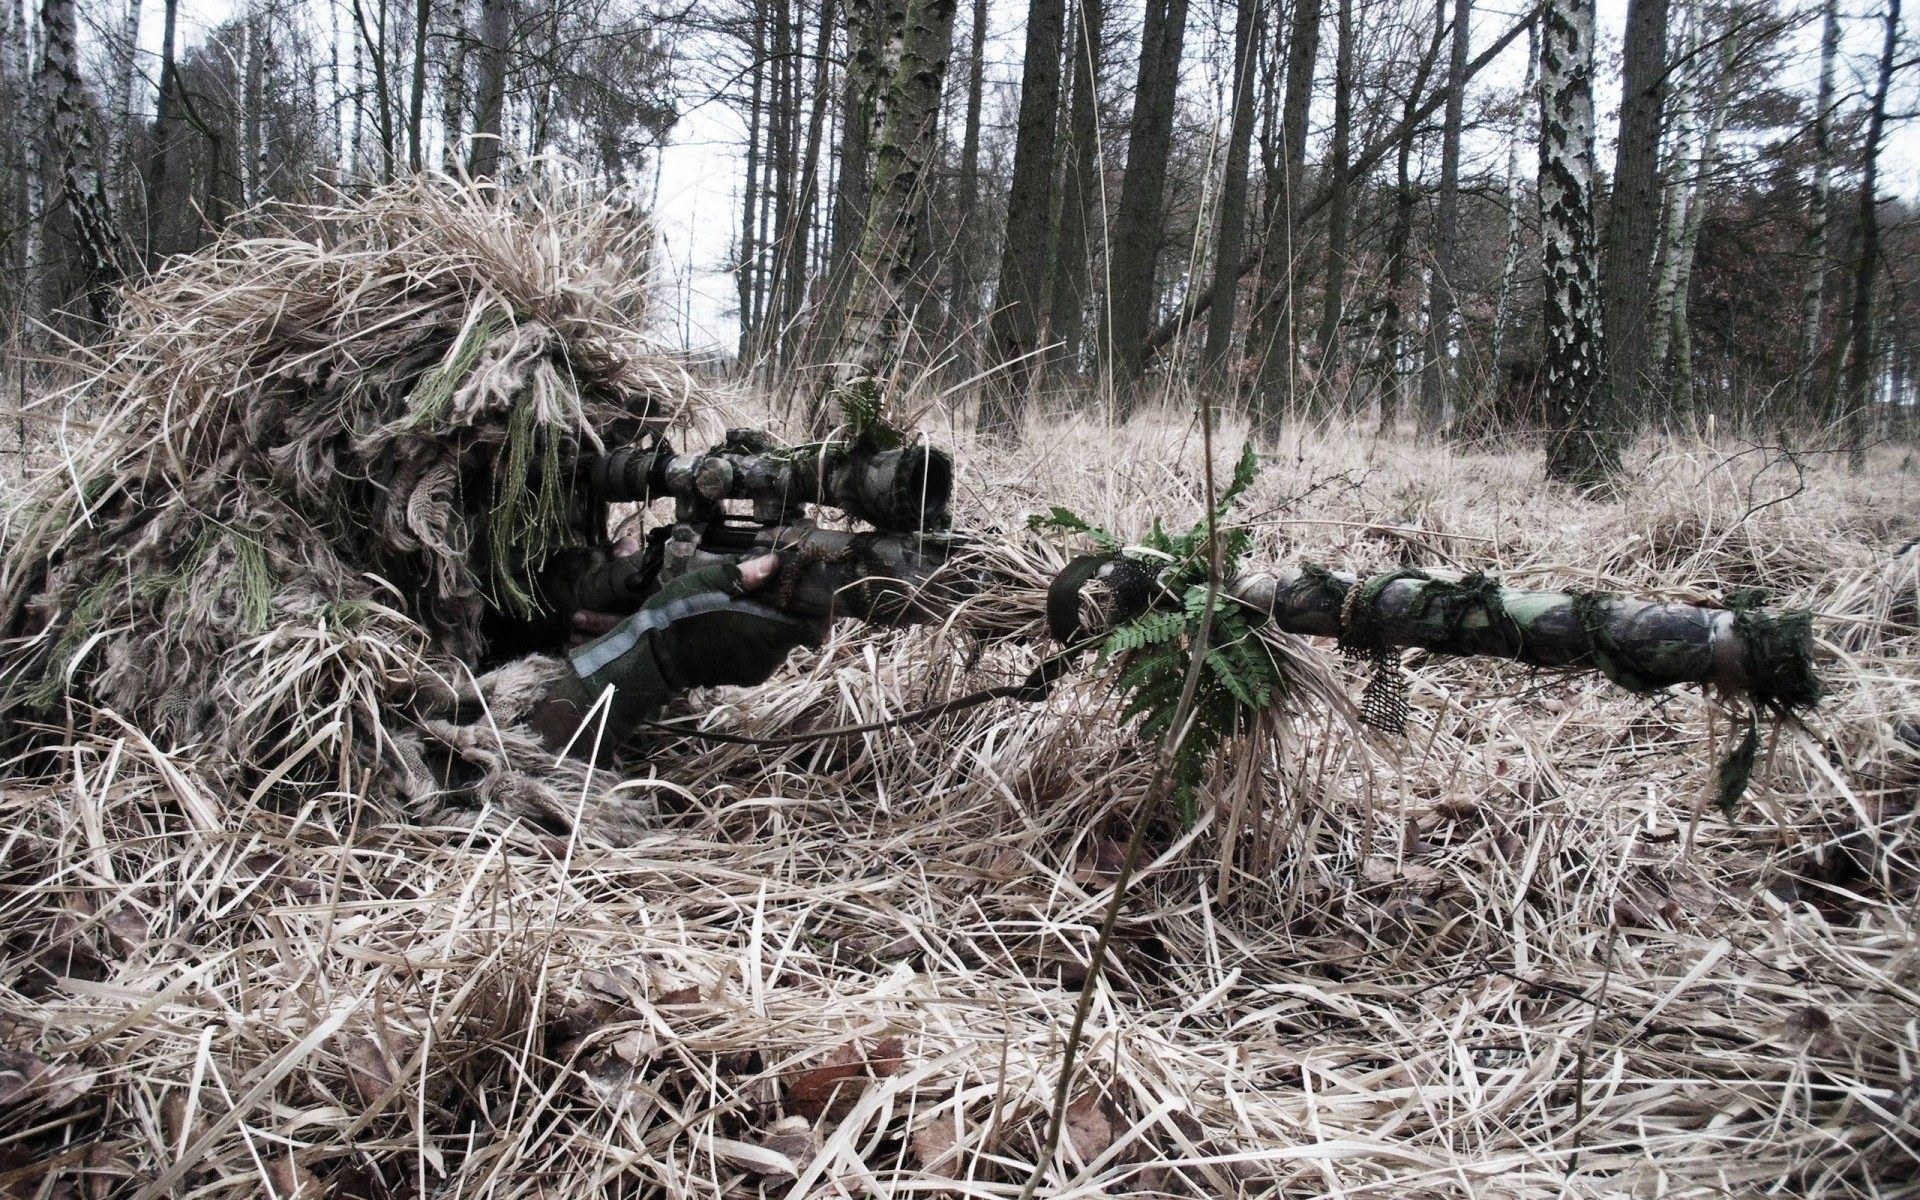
[1538,0,1615,488]
[1663,15,1735,427]
[825,0,960,395]
[38,0,123,322]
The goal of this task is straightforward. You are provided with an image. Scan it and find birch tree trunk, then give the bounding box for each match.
[1841,0,1898,472]
[776,0,838,364]
[1202,0,1262,384]
[1491,26,1537,369]
[38,0,122,323]
[1648,0,1695,378]
[106,0,141,215]
[1598,0,1669,429]
[983,0,1068,428]
[1104,0,1191,389]
[826,0,959,395]
[1538,0,1616,489]
[438,0,468,170]
[1791,0,1839,416]
[1047,0,1103,374]
[1667,21,1734,429]
[1419,0,1472,434]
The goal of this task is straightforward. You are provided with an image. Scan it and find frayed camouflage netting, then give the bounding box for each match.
[1,176,692,839]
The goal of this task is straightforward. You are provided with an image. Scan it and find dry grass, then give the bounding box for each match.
[1,398,1917,1197]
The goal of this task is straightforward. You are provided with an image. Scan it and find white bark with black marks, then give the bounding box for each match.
[1539,0,1615,487]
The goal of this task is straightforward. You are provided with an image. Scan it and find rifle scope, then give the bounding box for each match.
[589,437,953,530]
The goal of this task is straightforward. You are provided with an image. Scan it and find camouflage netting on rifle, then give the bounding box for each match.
[0,177,692,840]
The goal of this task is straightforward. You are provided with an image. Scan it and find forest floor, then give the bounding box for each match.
[1,405,1918,1197]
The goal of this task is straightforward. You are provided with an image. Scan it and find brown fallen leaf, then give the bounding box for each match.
[263,1152,322,1198]
[655,985,703,1007]
[787,1041,866,1121]
[339,1035,396,1106]
[1063,1091,1114,1165]
[867,1035,905,1078]
[910,1119,962,1177]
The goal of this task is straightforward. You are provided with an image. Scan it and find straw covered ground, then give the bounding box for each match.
[0,388,1915,1196]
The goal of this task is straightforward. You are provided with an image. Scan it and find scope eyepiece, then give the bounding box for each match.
[832,446,953,530]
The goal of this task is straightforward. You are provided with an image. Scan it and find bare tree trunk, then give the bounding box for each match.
[1841,0,1898,472]
[1103,0,1190,390]
[1791,0,1839,416]
[1538,0,1616,489]
[779,0,838,361]
[983,0,1068,429]
[1249,0,1322,420]
[469,0,510,177]
[757,0,797,363]
[1666,20,1734,429]
[1140,3,1536,366]
[1314,0,1353,389]
[1647,0,1695,381]
[826,0,959,394]
[438,0,468,169]
[738,3,766,360]
[38,0,122,323]
[1418,0,1471,434]
[1201,0,1262,385]
[1598,0,1669,430]
[947,0,988,339]
[1047,0,1103,375]
[408,0,432,172]
[1374,0,1447,434]
[1491,26,1537,369]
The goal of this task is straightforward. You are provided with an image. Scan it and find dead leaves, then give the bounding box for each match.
[1062,1091,1116,1165]
[785,1035,904,1121]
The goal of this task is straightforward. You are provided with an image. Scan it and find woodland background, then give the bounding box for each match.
[1,0,1916,481]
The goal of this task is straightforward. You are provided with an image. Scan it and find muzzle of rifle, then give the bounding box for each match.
[588,439,953,531]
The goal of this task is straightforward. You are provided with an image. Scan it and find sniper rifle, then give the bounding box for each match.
[554,431,1819,716]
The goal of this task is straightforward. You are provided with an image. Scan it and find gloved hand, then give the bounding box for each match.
[534,554,821,749]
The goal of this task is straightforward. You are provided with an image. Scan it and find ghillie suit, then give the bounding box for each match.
[0,178,691,840]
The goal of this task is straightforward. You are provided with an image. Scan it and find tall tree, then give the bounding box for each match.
[1491,25,1538,369]
[1202,0,1263,383]
[1047,0,1104,373]
[947,0,990,339]
[1538,0,1615,488]
[1374,0,1448,432]
[38,0,122,322]
[1792,0,1840,414]
[1103,0,1191,387]
[1662,14,1735,427]
[1419,0,1473,433]
[1841,0,1900,471]
[1597,0,1670,427]
[738,2,767,358]
[1313,0,1353,385]
[1248,0,1322,418]
[983,0,1069,431]
[826,0,960,393]
[469,0,511,176]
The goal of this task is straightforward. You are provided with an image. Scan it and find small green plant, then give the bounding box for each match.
[1031,442,1286,823]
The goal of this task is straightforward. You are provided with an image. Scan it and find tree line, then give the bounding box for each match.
[2,0,1914,483]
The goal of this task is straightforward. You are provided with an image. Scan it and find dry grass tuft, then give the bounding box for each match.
[1,396,1918,1195]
